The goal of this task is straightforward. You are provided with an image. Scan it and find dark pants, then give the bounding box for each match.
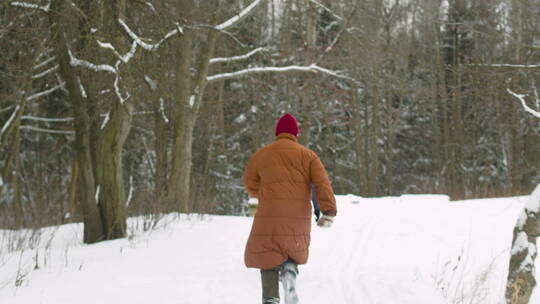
[260,259,299,304]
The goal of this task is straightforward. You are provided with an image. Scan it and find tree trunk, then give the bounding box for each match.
[0,63,33,227]
[368,78,381,197]
[168,113,196,212]
[434,18,453,196]
[96,99,132,239]
[451,57,464,199]
[384,87,397,195]
[12,127,23,228]
[49,0,104,243]
[506,185,540,304]
[299,0,316,146]
[167,2,220,213]
[94,0,133,240]
[351,83,368,195]
[154,99,169,211]
[67,156,79,223]
[1,109,24,228]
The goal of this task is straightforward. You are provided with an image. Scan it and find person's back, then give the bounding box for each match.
[243,113,337,304]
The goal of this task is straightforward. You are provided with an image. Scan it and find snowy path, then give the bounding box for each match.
[0,195,530,303]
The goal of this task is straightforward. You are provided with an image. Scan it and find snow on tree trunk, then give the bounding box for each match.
[506,184,540,304]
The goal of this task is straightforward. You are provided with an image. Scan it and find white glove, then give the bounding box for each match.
[317,214,334,228]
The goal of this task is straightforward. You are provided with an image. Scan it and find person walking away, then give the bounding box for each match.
[243,113,337,304]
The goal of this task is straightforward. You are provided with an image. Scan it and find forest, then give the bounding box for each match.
[1,0,540,242]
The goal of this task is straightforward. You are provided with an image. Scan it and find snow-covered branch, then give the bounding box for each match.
[33,56,56,70]
[507,88,540,119]
[118,19,182,51]
[91,38,136,104]
[96,39,138,64]
[69,49,116,73]
[125,175,134,207]
[10,1,50,12]
[216,0,265,31]
[144,75,157,91]
[20,125,74,135]
[159,97,169,123]
[472,63,540,69]
[21,116,73,122]
[206,64,354,83]
[210,47,267,64]
[77,77,87,98]
[309,0,344,22]
[0,105,20,140]
[113,75,130,104]
[26,82,65,101]
[96,40,119,55]
[100,112,110,129]
[0,105,16,114]
[120,41,138,63]
[32,65,58,79]
[144,1,157,14]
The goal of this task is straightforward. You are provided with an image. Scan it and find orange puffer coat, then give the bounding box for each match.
[243,133,337,270]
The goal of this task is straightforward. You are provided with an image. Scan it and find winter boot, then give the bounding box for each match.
[263,297,280,304]
[280,261,299,304]
[261,268,280,304]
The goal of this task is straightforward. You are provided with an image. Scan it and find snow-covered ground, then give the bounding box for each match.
[0,194,535,304]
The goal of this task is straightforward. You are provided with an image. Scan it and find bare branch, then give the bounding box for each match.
[190,24,247,48]
[210,47,267,64]
[206,64,354,83]
[507,89,540,119]
[215,0,265,31]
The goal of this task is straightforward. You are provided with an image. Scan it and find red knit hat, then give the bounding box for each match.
[275,113,299,137]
